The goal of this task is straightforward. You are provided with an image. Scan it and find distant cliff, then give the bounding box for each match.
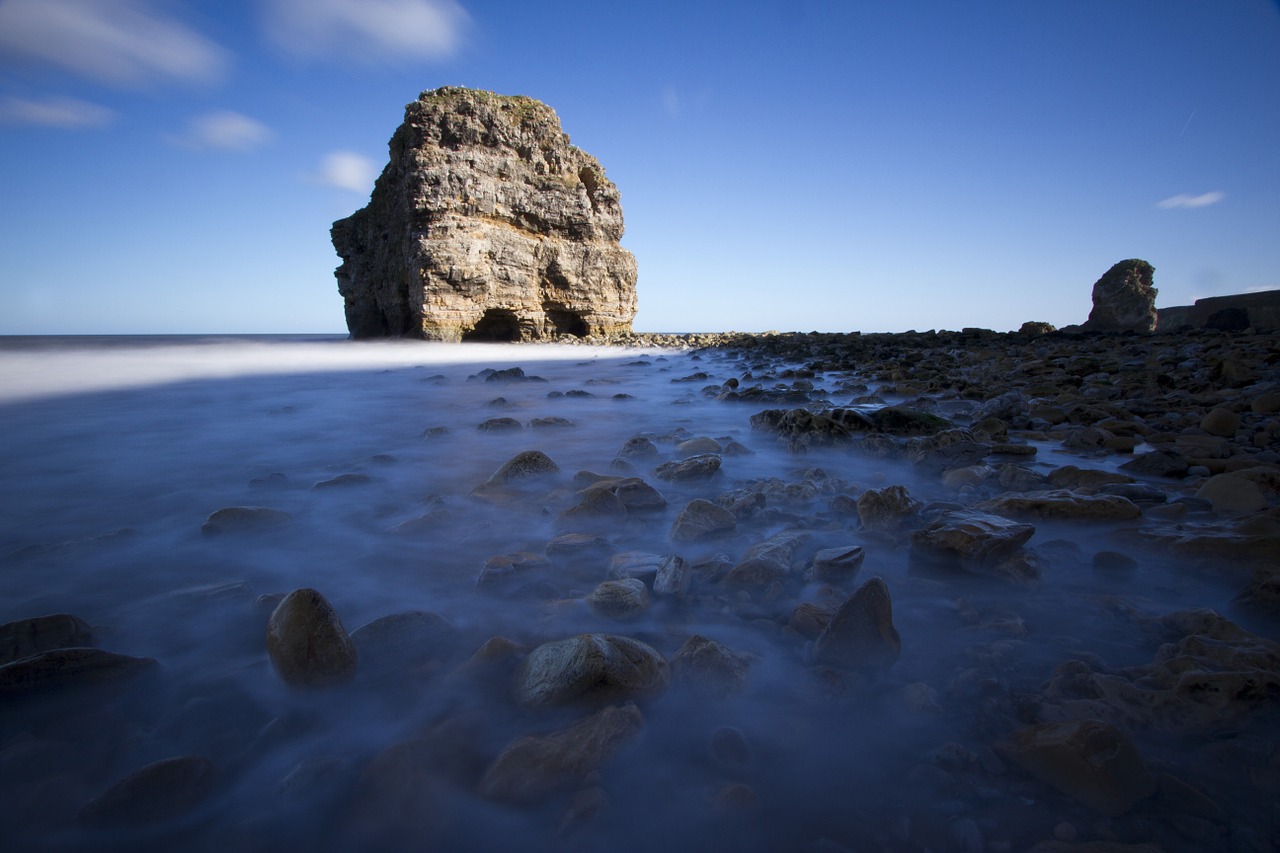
[332,87,637,341]
[1158,291,1280,331]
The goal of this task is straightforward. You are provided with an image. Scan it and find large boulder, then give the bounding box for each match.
[1081,259,1157,333]
[332,87,637,341]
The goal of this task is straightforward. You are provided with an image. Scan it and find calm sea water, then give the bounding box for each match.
[0,335,1261,851]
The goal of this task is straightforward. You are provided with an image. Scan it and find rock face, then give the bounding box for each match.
[1081,259,1157,333]
[331,87,638,341]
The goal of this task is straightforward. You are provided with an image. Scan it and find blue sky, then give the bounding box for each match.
[1,0,1277,335]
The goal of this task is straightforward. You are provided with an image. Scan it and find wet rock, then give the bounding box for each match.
[530,416,575,429]
[811,577,901,670]
[1119,449,1190,478]
[789,601,836,639]
[677,436,723,456]
[0,613,94,665]
[585,579,649,620]
[78,755,215,827]
[477,551,551,596]
[1195,473,1269,514]
[479,704,644,804]
[558,487,628,526]
[1200,407,1240,438]
[477,417,522,432]
[670,499,736,543]
[652,555,691,597]
[488,450,560,484]
[617,436,658,459]
[670,634,752,697]
[998,719,1156,816]
[910,510,1035,571]
[266,588,358,687]
[654,453,722,482]
[857,485,921,533]
[809,545,865,583]
[314,473,373,488]
[607,552,664,585]
[1234,566,1280,617]
[609,478,668,511]
[350,611,458,675]
[0,647,157,698]
[514,634,669,709]
[201,506,292,535]
[978,491,1141,521]
[869,406,953,436]
[546,533,615,563]
[1046,466,1134,490]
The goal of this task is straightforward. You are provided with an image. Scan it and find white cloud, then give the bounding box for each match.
[264,0,469,62]
[0,0,227,86]
[0,94,113,127]
[317,151,377,192]
[170,111,273,151]
[1156,191,1226,209]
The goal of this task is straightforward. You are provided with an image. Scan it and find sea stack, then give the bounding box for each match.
[1081,259,1157,333]
[331,87,638,341]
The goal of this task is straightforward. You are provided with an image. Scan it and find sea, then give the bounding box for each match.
[0,334,1266,851]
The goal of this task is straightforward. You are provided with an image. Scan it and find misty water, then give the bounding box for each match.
[0,336,1270,851]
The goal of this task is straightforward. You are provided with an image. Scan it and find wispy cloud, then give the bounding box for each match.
[264,0,470,63]
[0,94,113,128]
[1157,191,1226,209]
[169,111,273,151]
[316,151,377,192]
[0,0,227,87]
[661,86,680,117]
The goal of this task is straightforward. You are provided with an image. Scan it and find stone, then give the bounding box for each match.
[997,719,1156,816]
[477,551,551,596]
[266,588,358,687]
[0,613,93,665]
[617,436,659,459]
[0,647,157,698]
[200,506,292,535]
[585,579,649,620]
[910,510,1035,570]
[1046,466,1134,490]
[856,485,921,532]
[811,577,901,670]
[654,453,722,482]
[669,499,736,542]
[479,704,644,803]
[652,555,691,597]
[810,545,865,583]
[1195,473,1269,514]
[332,87,636,340]
[350,611,458,674]
[513,634,669,708]
[1119,450,1189,478]
[1200,407,1241,437]
[670,634,752,697]
[1081,259,1157,333]
[608,478,667,511]
[677,436,723,456]
[78,756,216,827]
[606,552,665,584]
[486,450,560,484]
[978,490,1141,521]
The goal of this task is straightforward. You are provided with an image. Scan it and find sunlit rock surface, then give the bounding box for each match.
[332,87,637,341]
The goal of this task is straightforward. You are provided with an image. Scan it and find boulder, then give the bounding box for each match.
[997,719,1155,816]
[670,635,752,697]
[479,704,644,803]
[78,755,216,827]
[585,579,649,620]
[1081,259,1157,333]
[669,499,736,542]
[513,634,669,708]
[332,87,637,340]
[856,485,921,533]
[910,510,1035,570]
[811,577,901,670]
[266,588,358,687]
[0,647,157,698]
[0,613,94,665]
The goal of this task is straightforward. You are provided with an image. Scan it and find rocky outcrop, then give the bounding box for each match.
[331,87,637,341]
[1081,259,1157,333]
[1158,289,1280,331]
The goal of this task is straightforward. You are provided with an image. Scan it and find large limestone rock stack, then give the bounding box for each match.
[331,87,638,341]
[1081,259,1158,333]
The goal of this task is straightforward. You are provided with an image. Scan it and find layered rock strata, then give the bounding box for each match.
[332,87,637,341]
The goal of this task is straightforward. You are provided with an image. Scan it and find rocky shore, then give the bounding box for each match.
[2,328,1277,851]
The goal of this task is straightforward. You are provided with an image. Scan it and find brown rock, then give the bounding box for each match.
[513,633,668,708]
[1199,407,1241,438]
[910,510,1035,569]
[479,704,644,803]
[998,719,1155,815]
[266,588,358,687]
[585,579,649,620]
[978,490,1141,521]
[670,634,752,697]
[332,87,636,340]
[78,756,215,827]
[0,613,93,665]
[201,506,292,535]
[669,499,736,542]
[856,485,921,532]
[1081,259,1157,333]
[811,577,901,670]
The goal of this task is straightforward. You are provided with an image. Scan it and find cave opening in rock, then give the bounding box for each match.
[546,309,589,338]
[462,308,521,342]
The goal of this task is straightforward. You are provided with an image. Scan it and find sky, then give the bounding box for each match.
[0,0,1277,335]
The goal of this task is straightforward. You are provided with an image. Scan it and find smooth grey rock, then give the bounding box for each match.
[266,588,358,687]
[811,577,900,670]
[513,634,668,709]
